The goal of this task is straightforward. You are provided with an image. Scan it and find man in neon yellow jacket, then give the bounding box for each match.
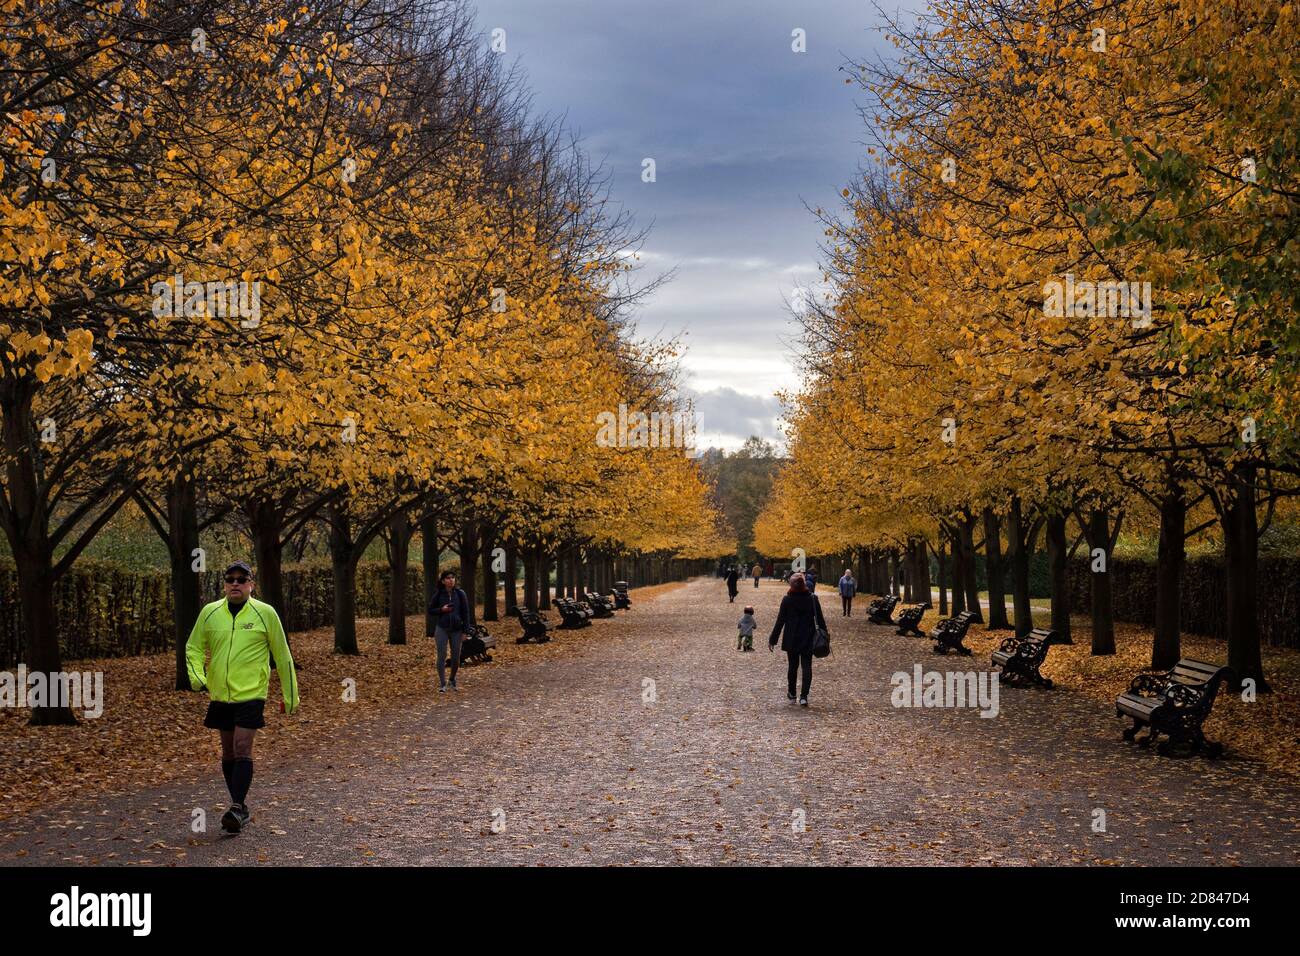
[186,561,298,834]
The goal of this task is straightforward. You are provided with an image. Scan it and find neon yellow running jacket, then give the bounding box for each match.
[186,597,299,714]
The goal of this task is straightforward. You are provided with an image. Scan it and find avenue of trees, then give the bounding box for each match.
[755,0,1299,689]
[1,0,726,723]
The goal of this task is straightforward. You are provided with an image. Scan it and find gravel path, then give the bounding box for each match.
[4,577,1299,866]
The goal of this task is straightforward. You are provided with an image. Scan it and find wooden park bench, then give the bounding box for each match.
[1116,659,1235,758]
[930,610,977,655]
[555,598,593,628]
[991,628,1058,688]
[583,591,616,618]
[515,609,553,644]
[612,581,632,610]
[456,623,497,665]
[867,594,899,625]
[894,604,927,637]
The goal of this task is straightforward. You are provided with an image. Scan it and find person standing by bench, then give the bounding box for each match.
[768,572,828,707]
[838,568,856,616]
[430,570,471,693]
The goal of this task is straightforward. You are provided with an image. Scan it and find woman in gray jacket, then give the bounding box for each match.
[838,569,857,616]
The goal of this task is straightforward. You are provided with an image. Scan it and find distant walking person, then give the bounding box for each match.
[751,562,762,588]
[805,566,818,593]
[726,565,740,603]
[768,572,828,707]
[430,570,471,692]
[186,561,298,835]
[839,568,857,616]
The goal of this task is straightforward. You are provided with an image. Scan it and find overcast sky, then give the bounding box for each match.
[471,1,900,450]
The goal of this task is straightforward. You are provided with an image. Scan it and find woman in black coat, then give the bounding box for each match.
[768,572,827,706]
[725,566,740,603]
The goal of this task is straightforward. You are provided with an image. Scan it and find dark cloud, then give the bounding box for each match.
[473,0,904,445]
[685,386,786,450]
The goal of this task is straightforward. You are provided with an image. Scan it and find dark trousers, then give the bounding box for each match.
[787,650,812,698]
[434,626,463,686]
[842,595,852,615]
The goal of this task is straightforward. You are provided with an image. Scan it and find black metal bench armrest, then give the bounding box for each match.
[1164,682,1208,710]
[1127,671,1169,697]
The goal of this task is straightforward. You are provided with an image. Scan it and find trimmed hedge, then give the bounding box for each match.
[0,560,424,668]
[929,551,1052,598]
[1066,554,1300,649]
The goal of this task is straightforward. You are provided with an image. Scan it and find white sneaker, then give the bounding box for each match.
[799,697,809,707]
[438,684,447,693]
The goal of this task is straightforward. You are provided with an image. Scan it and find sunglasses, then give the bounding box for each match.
[224,576,250,584]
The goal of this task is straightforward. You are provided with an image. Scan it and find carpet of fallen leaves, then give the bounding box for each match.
[3,578,1299,866]
[930,606,1300,781]
[0,582,687,823]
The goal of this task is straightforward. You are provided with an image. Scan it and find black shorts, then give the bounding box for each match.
[204,699,266,731]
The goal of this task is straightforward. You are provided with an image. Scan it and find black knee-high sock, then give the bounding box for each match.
[221,759,235,800]
[231,758,254,805]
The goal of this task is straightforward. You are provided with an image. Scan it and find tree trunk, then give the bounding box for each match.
[328,500,359,655]
[907,540,920,602]
[166,472,202,690]
[982,507,1010,630]
[386,512,411,645]
[540,548,553,609]
[247,496,287,615]
[0,380,70,723]
[917,537,933,605]
[1046,512,1071,644]
[948,526,967,615]
[1223,463,1267,690]
[959,510,982,623]
[457,520,478,626]
[1087,508,1115,655]
[480,529,498,621]
[1151,487,1185,669]
[902,542,915,602]
[523,548,538,611]
[421,511,438,636]
[937,535,948,616]
[1006,496,1034,637]
[504,544,519,615]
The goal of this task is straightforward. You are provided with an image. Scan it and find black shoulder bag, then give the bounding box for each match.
[811,596,831,658]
